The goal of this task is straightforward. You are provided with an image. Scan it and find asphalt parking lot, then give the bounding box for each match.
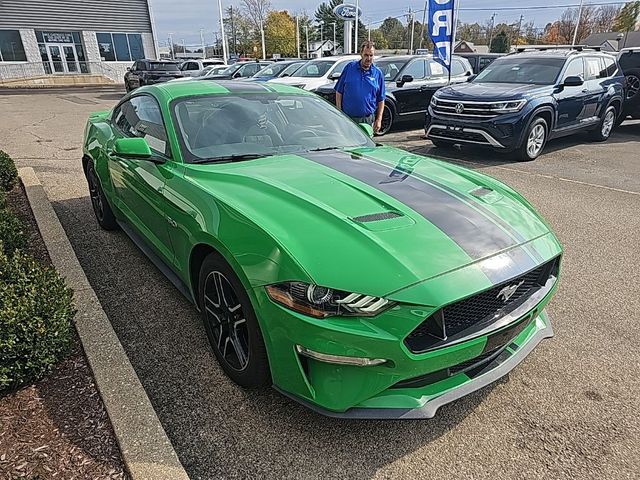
[2,87,639,480]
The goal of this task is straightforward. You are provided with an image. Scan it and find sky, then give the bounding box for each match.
[149,0,626,47]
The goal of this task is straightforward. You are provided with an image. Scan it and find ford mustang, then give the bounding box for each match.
[82,80,562,418]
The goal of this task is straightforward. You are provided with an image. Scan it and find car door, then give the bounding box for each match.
[554,58,588,130]
[417,59,449,112]
[583,56,607,121]
[394,59,428,115]
[108,95,176,264]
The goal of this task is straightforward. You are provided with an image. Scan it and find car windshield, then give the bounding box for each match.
[253,63,289,77]
[473,57,565,85]
[375,60,409,81]
[173,93,374,163]
[294,60,335,77]
[149,62,180,71]
[219,64,242,75]
[279,62,305,77]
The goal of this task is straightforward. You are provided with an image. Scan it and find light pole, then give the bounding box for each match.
[571,0,585,46]
[515,14,524,48]
[488,13,496,50]
[168,32,174,59]
[355,0,359,51]
[181,38,186,57]
[200,28,205,58]
[409,9,415,54]
[260,17,266,59]
[217,0,227,64]
[331,22,336,54]
[296,16,301,59]
[304,25,309,59]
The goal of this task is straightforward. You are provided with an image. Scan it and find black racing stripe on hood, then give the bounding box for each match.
[356,151,545,263]
[303,150,517,260]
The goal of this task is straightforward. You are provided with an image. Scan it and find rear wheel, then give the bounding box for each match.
[625,70,640,102]
[514,117,547,161]
[589,105,616,142]
[198,253,271,388]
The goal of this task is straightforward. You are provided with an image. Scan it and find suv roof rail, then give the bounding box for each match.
[511,45,601,54]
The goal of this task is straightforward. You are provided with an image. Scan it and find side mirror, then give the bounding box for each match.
[328,72,341,81]
[358,122,374,138]
[467,74,477,81]
[465,71,472,76]
[563,76,584,87]
[396,74,413,87]
[113,137,152,159]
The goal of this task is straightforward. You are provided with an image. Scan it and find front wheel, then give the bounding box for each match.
[377,104,394,136]
[513,117,548,161]
[86,162,118,230]
[589,105,616,142]
[198,253,271,388]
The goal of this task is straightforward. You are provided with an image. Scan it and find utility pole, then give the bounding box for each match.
[230,5,237,55]
[368,20,371,41]
[419,1,427,49]
[217,0,227,64]
[320,21,324,44]
[332,22,336,54]
[304,25,309,59]
[488,13,496,50]
[355,0,359,51]
[515,14,524,48]
[409,9,416,54]
[453,0,462,49]
[296,16,301,59]
[168,32,174,59]
[181,38,186,56]
[200,28,205,58]
[571,0,585,46]
[260,17,266,60]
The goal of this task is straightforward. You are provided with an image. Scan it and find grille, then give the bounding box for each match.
[449,346,504,375]
[430,127,488,144]
[406,257,558,352]
[352,212,402,223]
[432,100,500,119]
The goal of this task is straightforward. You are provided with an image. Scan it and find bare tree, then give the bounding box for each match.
[242,0,272,32]
[593,5,622,33]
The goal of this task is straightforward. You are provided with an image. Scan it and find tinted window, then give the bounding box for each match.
[478,57,494,71]
[450,59,467,76]
[474,57,565,85]
[0,30,27,62]
[239,63,260,76]
[295,60,335,77]
[403,60,426,79]
[96,33,116,61]
[113,33,130,61]
[563,58,584,80]
[584,57,602,80]
[602,56,618,77]
[149,62,179,71]
[185,62,199,70]
[279,62,305,77]
[376,60,409,80]
[128,34,144,60]
[427,60,446,77]
[114,96,169,156]
[254,63,287,77]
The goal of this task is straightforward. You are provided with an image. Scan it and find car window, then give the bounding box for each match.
[279,62,305,77]
[242,64,261,76]
[330,60,353,76]
[563,58,584,80]
[113,95,169,156]
[449,59,467,76]
[478,57,494,71]
[427,60,448,78]
[295,60,335,78]
[585,57,602,80]
[602,56,618,77]
[403,60,427,80]
[149,62,180,71]
[187,62,200,71]
[376,60,409,80]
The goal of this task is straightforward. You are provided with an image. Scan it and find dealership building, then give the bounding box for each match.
[0,0,159,82]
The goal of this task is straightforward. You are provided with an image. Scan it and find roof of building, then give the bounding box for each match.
[583,32,640,49]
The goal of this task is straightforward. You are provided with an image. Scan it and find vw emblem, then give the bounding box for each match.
[455,103,465,114]
[497,280,525,303]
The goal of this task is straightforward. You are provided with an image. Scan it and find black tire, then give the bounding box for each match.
[198,253,271,388]
[589,105,616,142]
[86,162,118,230]
[624,69,640,103]
[513,116,548,161]
[377,104,394,136]
[430,138,455,148]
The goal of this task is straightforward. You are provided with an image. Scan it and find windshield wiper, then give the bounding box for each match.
[192,154,265,164]
[307,146,340,152]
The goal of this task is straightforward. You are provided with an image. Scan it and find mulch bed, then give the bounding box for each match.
[0,182,129,479]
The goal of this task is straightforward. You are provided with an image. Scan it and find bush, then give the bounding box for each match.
[0,248,75,391]
[0,190,5,209]
[0,209,28,256]
[0,150,18,192]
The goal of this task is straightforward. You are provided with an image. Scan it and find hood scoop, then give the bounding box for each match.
[469,186,504,204]
[352,211,402,223]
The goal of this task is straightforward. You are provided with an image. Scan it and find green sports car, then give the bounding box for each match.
[82,80,562,418]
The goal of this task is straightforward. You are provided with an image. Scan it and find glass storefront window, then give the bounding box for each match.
[128,34,144,61]
[113,33,130,61]
[0,30,27,62]
[96,33,145,62]
[97,32,116,61]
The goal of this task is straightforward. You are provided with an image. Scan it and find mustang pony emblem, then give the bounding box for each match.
[497,280,525,303]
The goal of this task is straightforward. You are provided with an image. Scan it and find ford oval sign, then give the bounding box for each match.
[333,3,363,21]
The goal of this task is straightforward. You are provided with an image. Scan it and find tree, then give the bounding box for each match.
[490,30,510,53]
[264,11,297,57]
[613,1,640,32]
[370,29,388,49]
[315,0,343,47]
[224,7,254,55]
[593,5,622,33]
[242,0,272,32]
[380,17,406,50]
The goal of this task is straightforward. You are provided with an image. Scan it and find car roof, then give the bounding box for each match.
[153,79,314,99]
[507,48,613,59]
[376,54,466,61]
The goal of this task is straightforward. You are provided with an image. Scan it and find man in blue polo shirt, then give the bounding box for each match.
[335,41,385,133]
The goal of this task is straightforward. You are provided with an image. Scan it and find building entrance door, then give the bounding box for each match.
[46,44,80,73]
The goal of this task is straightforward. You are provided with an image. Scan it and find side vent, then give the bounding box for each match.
[352,212,402,223]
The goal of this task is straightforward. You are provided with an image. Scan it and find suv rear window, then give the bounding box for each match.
[149,62,180,71]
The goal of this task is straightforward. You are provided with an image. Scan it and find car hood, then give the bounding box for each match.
[185,146,555,298]
[436,82,551,101]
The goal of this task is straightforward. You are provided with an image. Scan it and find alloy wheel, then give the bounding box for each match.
[379,105,392,135]
[626,75,640,100]
[527,124,545,158]
[203,271,250,371]
[87,168,104,221]
[601,110,615,138]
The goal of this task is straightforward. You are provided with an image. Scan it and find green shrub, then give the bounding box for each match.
[0,248,75,391]
[0,190,5,209]
[0,209,28,256]
[0,150,18,192]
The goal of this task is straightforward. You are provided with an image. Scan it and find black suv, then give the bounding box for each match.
[426,48,625,160]
[618,47,640,121]
[124,60,184,92]
[315,55,473,135]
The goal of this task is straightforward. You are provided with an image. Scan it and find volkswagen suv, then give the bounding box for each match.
[425,48,625,160]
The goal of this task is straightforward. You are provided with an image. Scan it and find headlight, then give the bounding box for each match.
[491,99,527,113]
[265,282,393,318]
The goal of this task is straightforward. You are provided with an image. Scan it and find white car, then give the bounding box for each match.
[180,58,226,77]
[169,64,228,82]
[268,55,361,91]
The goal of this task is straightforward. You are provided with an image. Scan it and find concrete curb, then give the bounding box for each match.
[18,167,190,480]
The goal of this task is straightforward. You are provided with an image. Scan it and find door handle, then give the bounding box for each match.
[581,89,589,93]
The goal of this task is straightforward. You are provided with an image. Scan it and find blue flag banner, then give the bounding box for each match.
[428,0,455,69]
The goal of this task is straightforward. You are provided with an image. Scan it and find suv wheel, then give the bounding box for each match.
[514,117,547,161]
[589,105,616,142]
[377,104,394,135]
[625,69,640,102]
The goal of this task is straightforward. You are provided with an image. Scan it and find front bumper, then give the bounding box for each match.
[253,236,561,417]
